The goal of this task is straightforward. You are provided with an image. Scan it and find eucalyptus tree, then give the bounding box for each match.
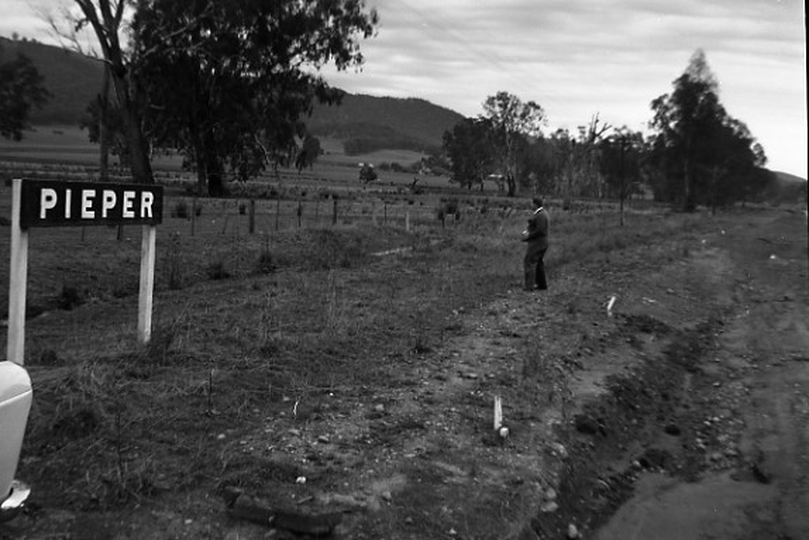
[70,0,155,184]
[649,49,767,211]
[482,91,546,197]
[135,0,378,196]
[442,117,495,190]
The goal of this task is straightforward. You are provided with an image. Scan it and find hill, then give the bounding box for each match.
[766,170,807,205]
[0,35,464,155]
[308,93,465,155]
[0,36,104,125]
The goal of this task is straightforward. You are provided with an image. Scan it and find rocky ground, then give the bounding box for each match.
[2,206,807,539]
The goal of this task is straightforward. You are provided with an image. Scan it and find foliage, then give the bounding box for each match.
[134,0,378,196]
[359,163,378,182]
[0,46,50,140]
[649,49,769,210]
[0,36,103,125]
[295,134,322,173]
[481,91,546,196]
[443,117,495,190]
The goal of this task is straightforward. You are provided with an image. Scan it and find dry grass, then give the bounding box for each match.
[0,184,725,513]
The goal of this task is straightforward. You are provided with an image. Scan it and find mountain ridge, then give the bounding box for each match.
[0,35,465,154]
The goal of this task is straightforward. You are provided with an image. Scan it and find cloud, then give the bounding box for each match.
[3,0,806,176]
[322,0,805,176]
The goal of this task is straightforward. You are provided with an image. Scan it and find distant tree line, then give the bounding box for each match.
[442,50,774,211]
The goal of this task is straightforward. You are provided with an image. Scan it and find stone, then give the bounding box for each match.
[540,501,559,513]
[550,442,568,459]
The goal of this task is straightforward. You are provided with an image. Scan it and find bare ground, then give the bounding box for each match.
[1,206,807,540]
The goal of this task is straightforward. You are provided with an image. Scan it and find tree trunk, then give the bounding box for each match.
[204,133,225,197]
[108,68,153,184]
[683,133,696,212]
[506,173,516,197]
[124,101,153,184]
[75,0,152,184]
[98,65,110,181]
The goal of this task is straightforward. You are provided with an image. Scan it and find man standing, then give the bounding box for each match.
[521,197,550,291]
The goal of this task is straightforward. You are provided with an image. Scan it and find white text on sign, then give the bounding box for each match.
[19,180,163,228]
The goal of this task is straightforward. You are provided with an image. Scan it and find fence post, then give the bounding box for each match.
[249,199,256,234]
[297,201,302,228]
[191,197,197,237]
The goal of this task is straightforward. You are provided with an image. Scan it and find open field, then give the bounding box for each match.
[0,125,434,186]
[1,134,808,539]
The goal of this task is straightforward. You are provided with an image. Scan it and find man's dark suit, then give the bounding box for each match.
[522,207,549,291]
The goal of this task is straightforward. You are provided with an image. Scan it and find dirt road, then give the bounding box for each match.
[594,209,809,540]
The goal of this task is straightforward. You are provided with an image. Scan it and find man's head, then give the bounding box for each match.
[532,197,544,209]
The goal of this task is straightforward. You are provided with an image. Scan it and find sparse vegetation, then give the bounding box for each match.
[171,200,189,219]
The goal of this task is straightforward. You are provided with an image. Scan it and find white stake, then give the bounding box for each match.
[607,295,616,317]
[493,395,503,431]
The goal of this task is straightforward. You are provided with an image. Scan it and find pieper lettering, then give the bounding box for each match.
[81,190,95,219]
[141,192,154,218]
[123,191,135,218]
[19,180,163,228]
[39,189,57,219]
[102,190,117,218]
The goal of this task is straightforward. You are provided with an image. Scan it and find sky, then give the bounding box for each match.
[3,0,807,178]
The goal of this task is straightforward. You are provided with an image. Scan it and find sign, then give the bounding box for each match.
[18,180,163,228]
[7,179,162,366]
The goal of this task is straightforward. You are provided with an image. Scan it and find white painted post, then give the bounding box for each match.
[138,224,157,344]
[7,179,29,365]
[493,395,503,431]
[607,295,616,317]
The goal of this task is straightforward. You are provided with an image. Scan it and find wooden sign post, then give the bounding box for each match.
[6,179,163,365]
[7,180,29,367]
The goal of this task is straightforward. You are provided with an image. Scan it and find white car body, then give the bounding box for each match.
[0,361,32,522]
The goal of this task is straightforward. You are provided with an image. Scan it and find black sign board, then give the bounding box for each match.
[18,180,163,228]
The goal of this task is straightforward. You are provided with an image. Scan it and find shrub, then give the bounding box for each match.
[171,200,189,219]
[207,259,230,280]
[256,250,276,274]
[56,285,84,311]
